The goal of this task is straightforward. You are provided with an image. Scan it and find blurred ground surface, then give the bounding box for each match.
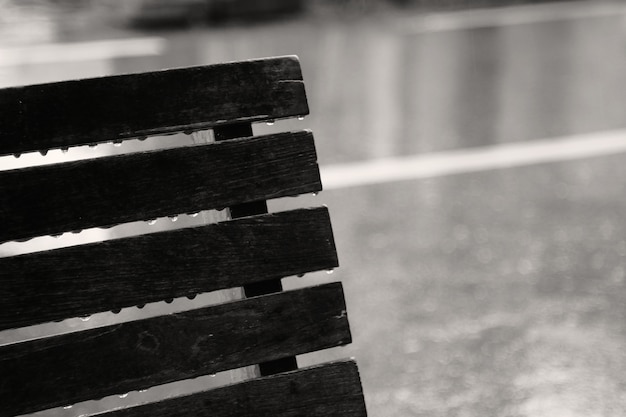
[2,1,626,416]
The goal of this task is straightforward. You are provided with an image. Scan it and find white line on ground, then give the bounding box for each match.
[320,129,626,190]
[400,1,626,34]
[0,37,167,67]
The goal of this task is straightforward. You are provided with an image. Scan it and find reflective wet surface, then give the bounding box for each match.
[2,2,626,416]
[313,153,626,416]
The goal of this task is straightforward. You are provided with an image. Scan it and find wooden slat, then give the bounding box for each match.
[0,283,351,417]
[0,131,321,243]
[0,207,338,331]
[0,56,308,156]
[100,361,367,417]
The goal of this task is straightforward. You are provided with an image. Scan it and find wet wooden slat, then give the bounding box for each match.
[0,207,338,331]
[0,283,351,417]
[0,131,321,243]
[100,361,367,417]
[0,56,308,156]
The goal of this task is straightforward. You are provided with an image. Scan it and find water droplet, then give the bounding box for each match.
[266,120,275,126]
[111,308,121,314]
[298,116,305,121]
[118,393,129,399]
[187,294,197,300]
[326,269,334,275]
[189,212,199,218]
[169,215,178,222]
[39,150,48,156]
[165,298,173,304]
[183,130,193,135]
[51,233,63,239]
[63,406,73,410]
[80,316,91,322]
[297,273,305,278]
[113,141,122,147]
[312,192,319,196]
[147,219,157,225]
[13,153,21,158]
[138,136,147,141]
[89,143,97,148]
[61,148,69,154]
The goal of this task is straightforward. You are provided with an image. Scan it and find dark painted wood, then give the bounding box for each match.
[0,131,322,243]
[0,56,309,156]
[99,361,368,417]
[0,283,351,417]
[214,123,299,376]
[0,55,367,417]
[0,208,338,331]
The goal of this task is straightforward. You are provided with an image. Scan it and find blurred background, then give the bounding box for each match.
[2,0,626,416]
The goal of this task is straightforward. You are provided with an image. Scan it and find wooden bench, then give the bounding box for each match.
[0,56,367,417]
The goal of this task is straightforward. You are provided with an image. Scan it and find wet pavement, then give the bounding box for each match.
[312,153,626,416]
[2,2,626,416]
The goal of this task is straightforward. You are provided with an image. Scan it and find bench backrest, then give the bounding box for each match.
[0,56,367,417]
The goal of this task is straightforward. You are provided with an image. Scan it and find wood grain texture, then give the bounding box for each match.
[100,361,367,417]
[0,207,338,331]
[0,56,309,156]
[0,283,351,417]
[0,131,321,243]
